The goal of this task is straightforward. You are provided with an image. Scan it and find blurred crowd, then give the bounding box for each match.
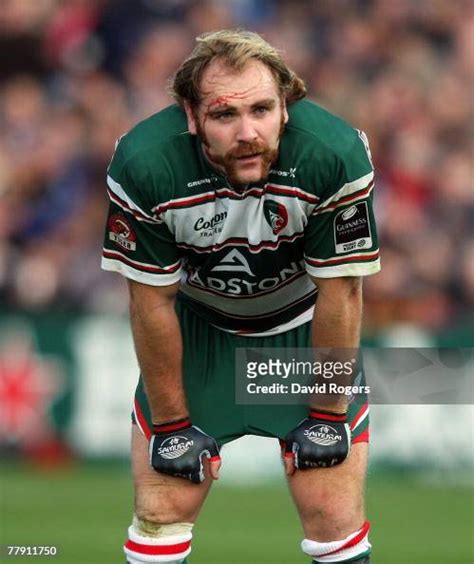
[1,0,473,337]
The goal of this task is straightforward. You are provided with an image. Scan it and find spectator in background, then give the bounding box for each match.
[0,0,472,341]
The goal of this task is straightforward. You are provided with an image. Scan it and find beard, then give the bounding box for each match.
[196,111,286,189]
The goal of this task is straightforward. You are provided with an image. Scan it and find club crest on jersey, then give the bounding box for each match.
[108,213,136,251]
[263,200,288,234]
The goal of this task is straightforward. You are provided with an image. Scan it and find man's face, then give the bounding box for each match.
[185,58,288,188]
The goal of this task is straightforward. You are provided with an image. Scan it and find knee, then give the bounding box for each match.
[301,520,371,563]
[124,515,193,563]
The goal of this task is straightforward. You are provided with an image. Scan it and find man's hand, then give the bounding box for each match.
[284,410,351,475]
[149,417,221,483]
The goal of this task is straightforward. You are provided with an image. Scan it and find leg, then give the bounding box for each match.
[287,443,371,562]
[124,424,214,563]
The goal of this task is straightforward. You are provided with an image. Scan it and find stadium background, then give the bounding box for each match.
[0,1,472,562]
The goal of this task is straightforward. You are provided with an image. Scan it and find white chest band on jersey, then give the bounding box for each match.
[301,521,371,562]
[124,517,193,563]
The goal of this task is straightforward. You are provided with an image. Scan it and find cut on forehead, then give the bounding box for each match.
[199,58,280,106]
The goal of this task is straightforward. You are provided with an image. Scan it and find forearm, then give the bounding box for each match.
[129,282,187,423]
[311,277,362,413]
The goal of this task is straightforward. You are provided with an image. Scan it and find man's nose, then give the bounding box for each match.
[236,117,258,142]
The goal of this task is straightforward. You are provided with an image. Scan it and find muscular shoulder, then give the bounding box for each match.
[278,100,373,198]
[107,105,201,206]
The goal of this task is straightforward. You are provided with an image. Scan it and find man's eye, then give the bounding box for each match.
[254,106,269,115]
[216,112,234,121]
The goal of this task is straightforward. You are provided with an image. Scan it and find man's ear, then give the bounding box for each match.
[184,101,198,135]
[283,101,289,125]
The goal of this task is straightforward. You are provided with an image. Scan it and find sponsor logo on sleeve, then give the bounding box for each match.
[263,200,289,234]
[334,202,372,254]
[108,213,137,251]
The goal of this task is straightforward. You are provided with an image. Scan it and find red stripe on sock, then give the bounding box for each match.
[326,521,370,555]
[125,539,191,556]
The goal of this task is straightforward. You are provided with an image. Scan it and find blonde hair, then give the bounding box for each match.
[171,29,306,108]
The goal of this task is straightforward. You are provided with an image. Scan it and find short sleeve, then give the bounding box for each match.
[101,140,183,286]
[304,131,381,278]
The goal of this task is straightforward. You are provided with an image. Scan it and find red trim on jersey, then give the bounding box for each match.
[266,184,319,204]
[350,403,369,430]
[107,187,157,223]
[313,181,374,214]
[306,251,379,267]
[309,411,347,422]
[208,455,221,462]
[352,428,369,444]
[154,192,218,215]
[325,521,370,555]
[134,399,152,440]
[102,249,181,274]
[153,183,319,216]
[125,539,191,556]
[176,231,304,254]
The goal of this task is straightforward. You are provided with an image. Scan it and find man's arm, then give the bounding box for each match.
[310,275,362,414]
[128,279,221,482]
[284,276,362,473]
[128,279,187,423]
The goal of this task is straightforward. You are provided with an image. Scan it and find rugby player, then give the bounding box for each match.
[102,29,380,564]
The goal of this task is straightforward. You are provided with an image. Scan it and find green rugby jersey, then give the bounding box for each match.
[101,99,380,335]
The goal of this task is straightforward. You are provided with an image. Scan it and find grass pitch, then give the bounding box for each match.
[1,461,472,563]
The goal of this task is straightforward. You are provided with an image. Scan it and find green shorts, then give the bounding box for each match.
[133,299,369,446]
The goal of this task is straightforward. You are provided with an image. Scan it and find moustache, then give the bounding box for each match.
[228,142,268,160]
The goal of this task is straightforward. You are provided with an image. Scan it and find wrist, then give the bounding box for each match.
[309,409,347,422]
[152,416,191,434]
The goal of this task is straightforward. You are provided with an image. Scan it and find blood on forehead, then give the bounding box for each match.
[206,91,250,112]
[199,60,279,113]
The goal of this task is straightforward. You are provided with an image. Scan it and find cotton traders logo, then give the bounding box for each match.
[304,424,342,446]
[263,200,288,234]
[157,436,194,459]
[108,213,136,251]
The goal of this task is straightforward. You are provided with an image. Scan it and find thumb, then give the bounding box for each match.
[284,450,296,476]
[208,455,221,480]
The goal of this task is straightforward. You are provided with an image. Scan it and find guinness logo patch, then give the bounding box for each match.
[334,202,372,254]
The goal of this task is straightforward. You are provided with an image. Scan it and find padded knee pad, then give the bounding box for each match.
[302,521,371,563]
[124,517,193,563]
